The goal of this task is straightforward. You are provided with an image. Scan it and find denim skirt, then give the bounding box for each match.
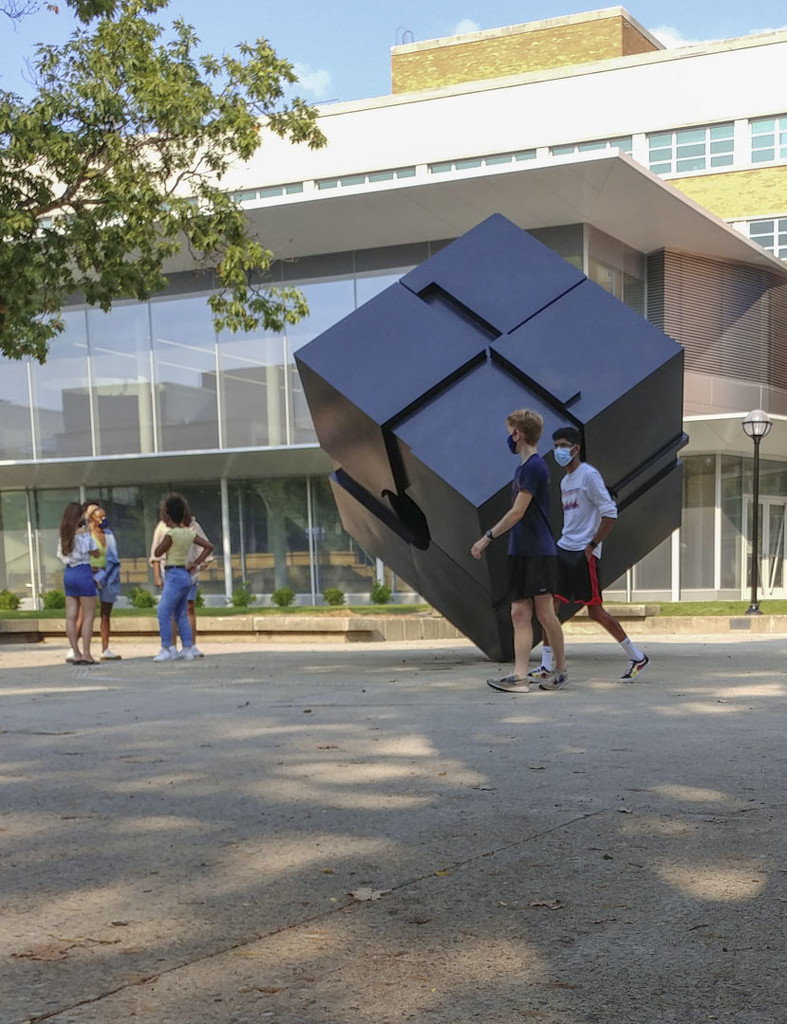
[64,563,97,598]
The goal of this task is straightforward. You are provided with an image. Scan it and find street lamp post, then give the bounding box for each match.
[742,409,773,615]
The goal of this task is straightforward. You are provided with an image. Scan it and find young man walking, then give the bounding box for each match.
[471,409,568,693]
[532,426,649,682]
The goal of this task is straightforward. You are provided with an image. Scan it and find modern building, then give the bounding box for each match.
[2,6,787,607]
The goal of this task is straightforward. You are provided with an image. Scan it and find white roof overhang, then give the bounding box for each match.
[683,414,787,459]
[192,152,787,277]
[0,444,332,490]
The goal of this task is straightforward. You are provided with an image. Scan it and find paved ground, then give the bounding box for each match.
[1,634,786,1024]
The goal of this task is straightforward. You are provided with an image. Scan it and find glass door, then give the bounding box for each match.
[742,498,787,600]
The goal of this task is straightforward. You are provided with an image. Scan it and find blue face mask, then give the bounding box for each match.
[554,446,574,467]
[506,433,519,454]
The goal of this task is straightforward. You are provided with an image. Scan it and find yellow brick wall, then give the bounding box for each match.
[671,166,787,220]
[621,20,659,57]
[391,15,659,94]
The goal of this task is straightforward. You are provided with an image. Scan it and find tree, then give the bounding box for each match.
[1,1,117,22]
[0,0,326,361]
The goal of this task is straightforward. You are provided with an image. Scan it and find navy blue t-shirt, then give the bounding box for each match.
[508,453,556,557]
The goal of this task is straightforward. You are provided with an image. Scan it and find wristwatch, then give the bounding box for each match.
[485,529,494,540]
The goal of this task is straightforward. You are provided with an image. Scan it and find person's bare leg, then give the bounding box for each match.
[65,596,82,660]
[535,593,566,671]
[511,598,534,679]
[80,596,97,662]
[100,601,112,652]
[587,602,626,642]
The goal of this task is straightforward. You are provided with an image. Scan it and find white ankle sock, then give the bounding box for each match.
[541,646,554,671]
[620,637,644,661]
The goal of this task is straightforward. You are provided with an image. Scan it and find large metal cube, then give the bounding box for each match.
[296,214,685,661]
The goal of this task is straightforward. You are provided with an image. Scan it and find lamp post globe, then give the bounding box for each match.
[742,409,772,615]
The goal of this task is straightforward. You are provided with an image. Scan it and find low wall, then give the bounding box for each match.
[2,608,787,645]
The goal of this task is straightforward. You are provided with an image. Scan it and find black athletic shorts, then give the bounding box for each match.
[506,555,558,601]
[555,547,602,606]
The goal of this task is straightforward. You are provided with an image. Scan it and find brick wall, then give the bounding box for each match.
[391,14,659,93]
[671,165,787,220]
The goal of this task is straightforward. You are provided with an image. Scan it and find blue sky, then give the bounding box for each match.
[2,0,786,102]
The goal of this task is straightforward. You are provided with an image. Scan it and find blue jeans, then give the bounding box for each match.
[157,567,193,649]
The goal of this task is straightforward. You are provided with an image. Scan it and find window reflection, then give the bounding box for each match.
[218,327,287,448]
[285,279,355,444]
[0,492,32,595]
[30,309,92,458]
[229,479,309,594]
[87,303,154,455]
[311,476,375,597]
[34,488,81,593]
[0,359,33,459]
[151,296,219,451]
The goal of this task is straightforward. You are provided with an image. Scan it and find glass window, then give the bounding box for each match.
[551,137,632,158]
[648,123,733,175]
[720,454,742,590]
[355,270,411,307]
[30,309,93,458]
[680,455,716,589]
[218,325,287,448]
[634,535,671,591]
[747,217,787,259]
[150,295,219,452]
[750,115,787,164]
[87,302,155,456]
[34,488,82,594]
[285,278,355,444]
[311,476,375,598]
[0,358,33,459]
[229,478,309,595]
[0,491,32,598]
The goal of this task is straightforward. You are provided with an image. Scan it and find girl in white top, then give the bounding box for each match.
[57,501,99,664]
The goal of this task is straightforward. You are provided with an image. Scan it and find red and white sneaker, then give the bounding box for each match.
[620,655,649,681]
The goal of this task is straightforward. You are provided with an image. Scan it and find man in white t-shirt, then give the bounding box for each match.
[530,425,649,684]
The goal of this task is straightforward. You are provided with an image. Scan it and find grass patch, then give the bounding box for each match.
[655,601,787,616]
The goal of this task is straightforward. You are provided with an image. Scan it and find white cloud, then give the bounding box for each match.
[292,63,332,99]
[452,19,481,36]
[649,25,710,48]
[650,23,787,49]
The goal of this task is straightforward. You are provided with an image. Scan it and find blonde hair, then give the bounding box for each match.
[506,409,543,446]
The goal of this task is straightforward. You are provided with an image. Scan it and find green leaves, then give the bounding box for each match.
[0,0,326,361]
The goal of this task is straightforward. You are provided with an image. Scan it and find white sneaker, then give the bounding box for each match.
[101,648,122,660]
[190,646,204,658]
[153,645,179,662]
[179,646,201,661]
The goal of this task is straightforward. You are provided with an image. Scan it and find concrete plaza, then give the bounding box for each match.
[1,633,785,1024]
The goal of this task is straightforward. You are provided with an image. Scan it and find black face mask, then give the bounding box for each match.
[506,433,518,454]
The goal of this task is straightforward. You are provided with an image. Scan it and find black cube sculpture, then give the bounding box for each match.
[296,214,686,662]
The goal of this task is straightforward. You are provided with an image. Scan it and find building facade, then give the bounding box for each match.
[2,6,787,607]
